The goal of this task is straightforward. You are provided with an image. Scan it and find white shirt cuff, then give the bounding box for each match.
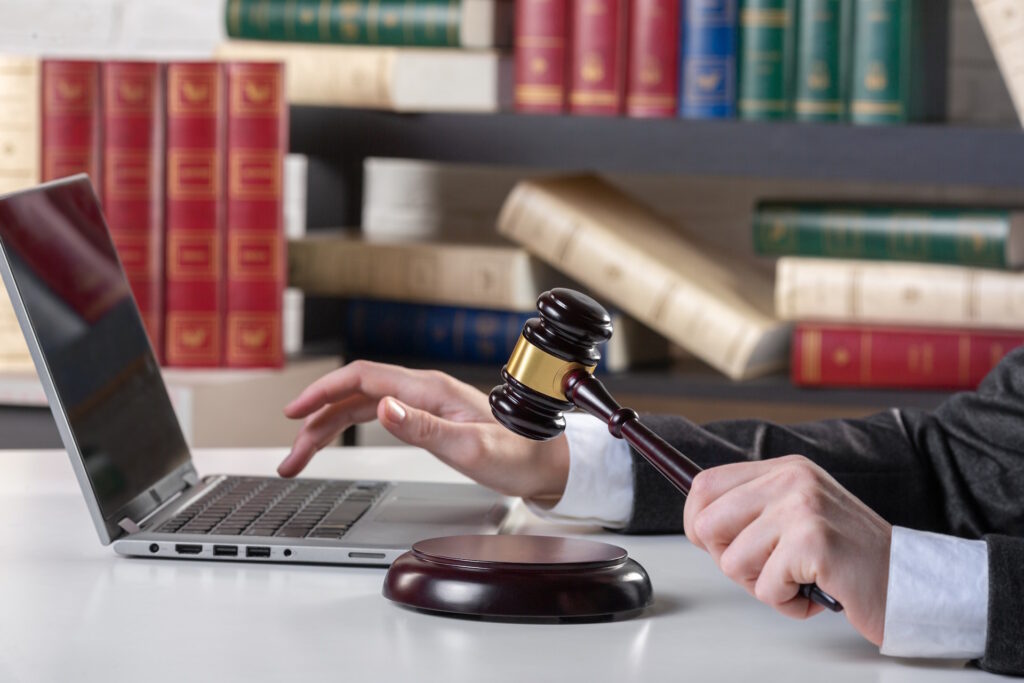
[881,526,988,659]
[524,412,634,528]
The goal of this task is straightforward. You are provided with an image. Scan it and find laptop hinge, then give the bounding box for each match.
[118,517,141,534]
[183,471,199,486]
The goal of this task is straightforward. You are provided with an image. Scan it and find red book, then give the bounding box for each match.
[164,62,226,368]
[41,60,102,188]
[102,61,165,360]
[568,0,628,115]
[792,323,1024,391]
[515,0,570,114]
[626,0,680,118]
[224,62,286,368]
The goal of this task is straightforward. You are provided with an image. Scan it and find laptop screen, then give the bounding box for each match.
[0,176,190,520]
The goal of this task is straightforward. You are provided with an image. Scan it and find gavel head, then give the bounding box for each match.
[489,288,613,440]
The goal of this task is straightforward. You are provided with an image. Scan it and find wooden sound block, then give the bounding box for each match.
[382,534,653,623]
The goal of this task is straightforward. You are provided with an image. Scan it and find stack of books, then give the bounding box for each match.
[0,56,297,371]
[759,202,1024,390]
[216,0,514,112]
[515,0,948,124]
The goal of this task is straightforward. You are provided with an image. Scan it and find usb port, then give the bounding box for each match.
[175,544,202,555]
[213,545,238,557]
[246,546,271,558]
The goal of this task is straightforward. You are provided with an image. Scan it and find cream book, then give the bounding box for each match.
[288,234,555,310]
[972,0,1024,126]
[776,256,1024,328]
[497,176,790,380]
[215,41,512,113]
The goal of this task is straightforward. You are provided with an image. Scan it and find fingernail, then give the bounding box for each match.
[385,398,406,422]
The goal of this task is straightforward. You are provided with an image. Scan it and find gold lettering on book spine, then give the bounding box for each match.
[800,328,821,383]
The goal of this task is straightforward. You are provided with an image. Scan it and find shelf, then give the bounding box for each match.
[290,107,1024,190]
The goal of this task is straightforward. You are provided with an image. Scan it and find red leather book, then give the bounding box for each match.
[224,62,286,368]
[41,60,102,188]
[514,0,570,114]
[164,62,226,368]
[102,61,165,360]
[568,0,628,115]
[626,0,680,117]
[792,323,1024,390]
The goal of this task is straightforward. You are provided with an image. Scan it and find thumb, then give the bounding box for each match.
[377,397,479,461]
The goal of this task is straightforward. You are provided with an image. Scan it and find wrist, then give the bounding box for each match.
[530,434,570,500]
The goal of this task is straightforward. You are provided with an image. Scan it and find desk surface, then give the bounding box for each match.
[0,448,1004,683]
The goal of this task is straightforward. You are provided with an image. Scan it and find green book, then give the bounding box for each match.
[753,203,1024,268]
[737,0,797,120]
[792,0,852,122]
[225,0,512,49]
[849,0,947,124]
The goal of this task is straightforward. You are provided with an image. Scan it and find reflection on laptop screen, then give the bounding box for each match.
[0,176,190,519]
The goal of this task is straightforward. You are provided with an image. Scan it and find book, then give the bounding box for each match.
[737,0,797,120]
[972,0,1024,126]
[0,56,41,195]
[792,322,1024,390]
[679,0,738,119]
[215,40,512,113]
[165,62,226,368]
[497,176,791,380]
[849,0,948,125]
[224,0,513,49]
[342,299,670,370]
[625,0,681,118]
[224,61,288,368]
[41,60,102,186]
[793,0,852,122]
[752,203,1024,268]
[568,0,627,115]
[102,62,165,361]
[514,0,569,114]
[288,235,556,311]
[775,256,1024,329]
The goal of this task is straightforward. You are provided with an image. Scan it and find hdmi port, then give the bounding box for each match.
[213,545,238,557]
[246,546,271,558]
[175,544,202,555]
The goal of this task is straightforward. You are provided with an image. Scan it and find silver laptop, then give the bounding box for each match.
[0,175,511,564]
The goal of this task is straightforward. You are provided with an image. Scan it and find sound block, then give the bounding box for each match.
[382,534,653,623]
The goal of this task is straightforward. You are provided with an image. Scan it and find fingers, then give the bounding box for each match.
[690,477,777,559]
[376,397,487,475]
[754,536,825,620]
[278,395,376,477]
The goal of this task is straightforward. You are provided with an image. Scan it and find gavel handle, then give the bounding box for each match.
[563,369,843,613]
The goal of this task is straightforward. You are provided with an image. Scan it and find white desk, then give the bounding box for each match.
[0,448,1002,683]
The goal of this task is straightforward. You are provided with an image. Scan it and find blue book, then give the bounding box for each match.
[679,0,738,118]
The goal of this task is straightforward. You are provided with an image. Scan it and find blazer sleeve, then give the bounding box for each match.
[618,347,1024,675]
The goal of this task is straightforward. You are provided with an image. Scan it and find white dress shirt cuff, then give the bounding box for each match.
[524,412,634,529]
[881,526,988,659]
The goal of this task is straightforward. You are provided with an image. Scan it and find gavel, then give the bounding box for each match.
[489,288,843,613]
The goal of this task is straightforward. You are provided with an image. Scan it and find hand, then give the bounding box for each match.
[278,360,570,499]
[683,455,892,645]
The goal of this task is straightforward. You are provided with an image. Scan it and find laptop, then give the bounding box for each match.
[0,175,511,564]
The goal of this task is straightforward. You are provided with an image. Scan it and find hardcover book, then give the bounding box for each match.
[102,61,166,360]
[568,0,628,115]
[793,0,852,122]
[737,0,797,120]
[514,0,569,113]
[679,0,739,119]
[0,56,41,195]
[41,60,102,186]
[164,62,226,368]
[224,62,287,368]
[626,0,681,118]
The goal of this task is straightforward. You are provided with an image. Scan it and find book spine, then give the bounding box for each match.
[514,0,569,113]
[775,256,1024,329]
[0,57,41,195]
[737,0,797,120]
[101,62,165,361]
[224,62,287,368]
[973,0,1024,125]
[753,205,1012,268]
[792,323,1024,390]
[679,0,738,119]
[849,0,913,124]
[41,60,102,187]
[793,0,852,122]
[568,0,627,115]
[625,0,681,118]
[165,62,226,368]
[225,0,462,47]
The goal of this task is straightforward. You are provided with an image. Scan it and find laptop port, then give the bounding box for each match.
[213,545,238,557]
[246,546,271,558]
[175,544,202,555]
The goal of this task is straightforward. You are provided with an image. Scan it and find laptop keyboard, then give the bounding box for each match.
[155,477,388,540]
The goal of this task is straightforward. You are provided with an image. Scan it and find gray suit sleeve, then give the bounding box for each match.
[617,347,1024,673]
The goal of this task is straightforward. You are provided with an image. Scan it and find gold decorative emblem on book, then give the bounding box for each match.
[299,7,315,23]
[244,80,271,103]
[865,62,887,91]
[808,61,830,91]
[242,328,269,348]
[697,70,722,91]
[581,53,605,83]
[831,347,850,367]
[530,57,549,75]
[119,81,146,103]
[640,57,662,86]
[183,80,210,103]
[56,79,84,101]
[182,327,209,348]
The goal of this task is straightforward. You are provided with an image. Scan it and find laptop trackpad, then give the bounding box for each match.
[372,498,497,525]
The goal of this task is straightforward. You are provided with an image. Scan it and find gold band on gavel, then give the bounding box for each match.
[504,334,596,401]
